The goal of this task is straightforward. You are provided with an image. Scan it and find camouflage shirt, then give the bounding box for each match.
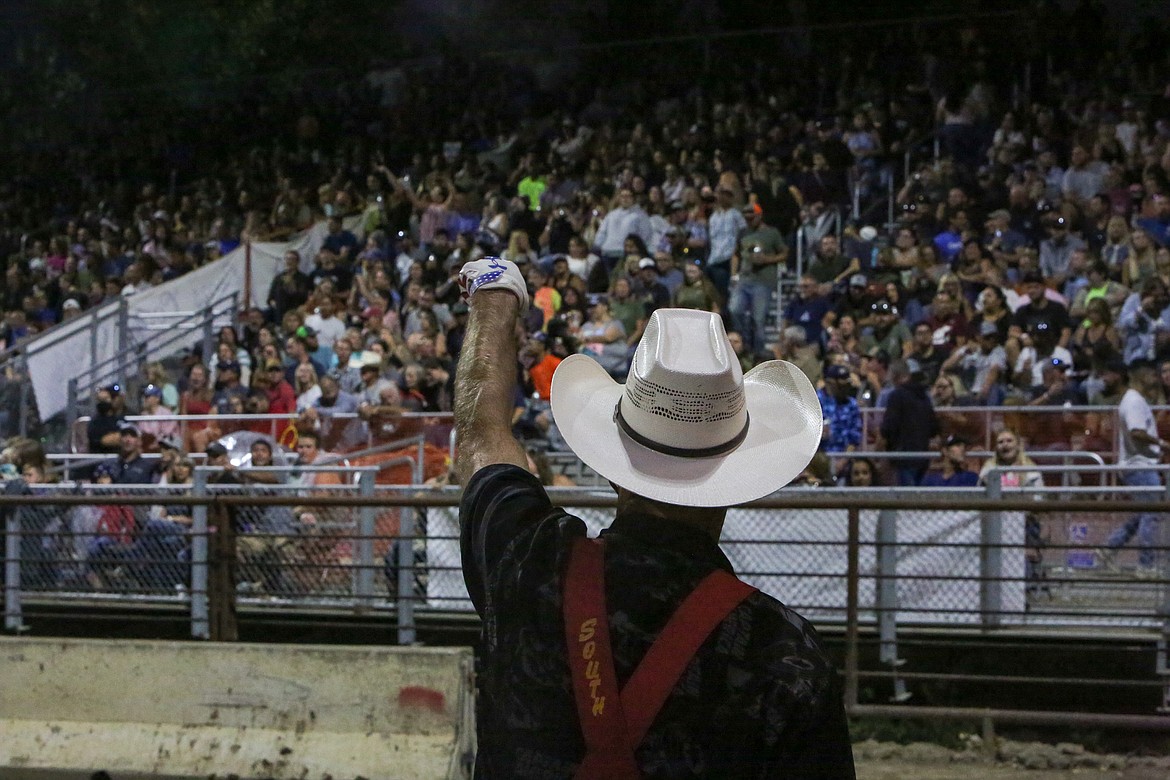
[460,464,855,779]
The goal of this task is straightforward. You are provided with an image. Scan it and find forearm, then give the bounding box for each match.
[454,291,527,484]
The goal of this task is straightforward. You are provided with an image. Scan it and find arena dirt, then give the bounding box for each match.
[854,738,1170,779]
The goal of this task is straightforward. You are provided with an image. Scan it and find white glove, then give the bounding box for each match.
[458,256,530,310]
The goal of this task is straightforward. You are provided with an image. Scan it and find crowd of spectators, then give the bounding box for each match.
[1,6,1170,492]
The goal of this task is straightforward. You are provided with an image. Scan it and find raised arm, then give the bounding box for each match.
[454,260,531,484]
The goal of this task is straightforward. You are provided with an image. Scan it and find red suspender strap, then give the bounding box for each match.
[564,537,641,779]
[621,569,757,746]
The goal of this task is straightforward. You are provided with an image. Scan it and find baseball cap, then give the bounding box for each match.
[1047,357,1069,371]
[668,200,686,211]
[871,300,898,315]
[62,298,82,311]
[158,434,182,451]
[142,384,163,399]
[944,434,970,447]
[118,422,141,437]
[204,442,229,459]
[824,364,851,380]
[849,273,867,288]
[103,383,122,395]
[587,293,609,307]
[295,325,317,340]
[638,257,657,271]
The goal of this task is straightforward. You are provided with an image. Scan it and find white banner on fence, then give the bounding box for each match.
[27,221,336,419]
[425,506,1025,625]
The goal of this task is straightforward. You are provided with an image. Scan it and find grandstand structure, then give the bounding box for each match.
[4,1,1170,744]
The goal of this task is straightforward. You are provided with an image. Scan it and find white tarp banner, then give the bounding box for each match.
[26,220,334,419]
[425,504,1026,625]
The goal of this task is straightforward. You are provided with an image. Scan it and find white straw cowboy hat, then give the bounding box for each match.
[550,309,822,507]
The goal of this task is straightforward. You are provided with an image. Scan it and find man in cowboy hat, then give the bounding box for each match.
[453,256,854,778]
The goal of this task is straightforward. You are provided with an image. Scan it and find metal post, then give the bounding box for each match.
[355,471,375,614]
[116,298,129,369]
[17,377,30,439]
[981,471,1004,630]
[4,506,24,632]
[200,307,214,367]
[844,506,860,712]
[396,501,417,646]
[1158,475,1170,712]
[190,471,209,639]
[65,378,79,450]
[877,508,909,702]
[851,180,861,221]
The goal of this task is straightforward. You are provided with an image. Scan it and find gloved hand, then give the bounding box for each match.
[458,256,530,310]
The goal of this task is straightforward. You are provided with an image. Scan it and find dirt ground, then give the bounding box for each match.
[856,761,1165,779]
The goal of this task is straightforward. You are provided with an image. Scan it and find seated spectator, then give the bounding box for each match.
[293,363,322,411]
[87,384,126,454]
[838,457,880,487]
[818,363,861,455]
[84,462,138,590]
[578,294,628,378]
[859,300,911,360]
[137,383,179,452]
[782,274,832,351]
[672,260,721,313]
[179,363,215,453]
[941,321,1008,406]
[1069,297,1121,373]
[922,435,980,487]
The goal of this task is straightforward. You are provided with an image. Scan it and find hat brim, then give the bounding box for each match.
[550,354,822,507]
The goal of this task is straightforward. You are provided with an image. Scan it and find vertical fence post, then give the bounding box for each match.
[208,502,238,642]
[981,472,1004,629]
[877,507,910,702]
[1158,470,1170,712]
[356,470,375,614]
[17,376,30,439]
[116,298,129,366]
[844,506,860,712]
[4,506,23,632]
[190,471,209,639]
[396,498,417,646]
[65,378,79,451]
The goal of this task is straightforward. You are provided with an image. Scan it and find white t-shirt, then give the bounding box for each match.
[304,313,347,348]
[1118,387,1160,467]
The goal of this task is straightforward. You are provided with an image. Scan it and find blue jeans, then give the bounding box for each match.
[729,278,772,353]
[1106,469,1163,567]
[706,262,732,304]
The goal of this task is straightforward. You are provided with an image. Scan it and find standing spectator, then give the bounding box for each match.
[592,187,651,272]
[1099,359,1167,575]
[267,250,311,320]
[730,204,785,353]
[304,297,347,350]
[860,300,912,360]
[818,364,861,455]
[879,359,939,486]
[705,186,747,301]
[262,359,296,415]
[922,435,979,487]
